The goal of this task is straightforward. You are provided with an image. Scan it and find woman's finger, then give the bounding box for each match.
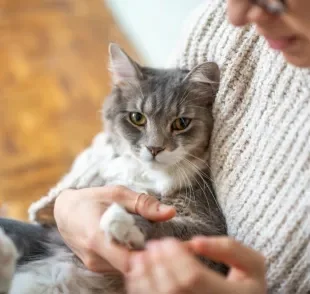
[190,236,265,277]
[146,239,230,294]
[89,228,131,273]
[91,186,176,221]
[147,241,179,293]
[80,251,115,273]
[127,252,154,294]
[162,239,229,291]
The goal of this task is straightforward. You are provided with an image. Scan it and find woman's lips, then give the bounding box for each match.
[265,36,297,50]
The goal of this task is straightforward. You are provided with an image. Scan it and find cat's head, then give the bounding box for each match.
[103,44,220,171]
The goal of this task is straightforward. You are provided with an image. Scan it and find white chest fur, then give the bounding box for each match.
[97,133,176,197]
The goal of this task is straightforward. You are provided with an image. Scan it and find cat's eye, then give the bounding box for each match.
[171,117,191,131]
[129,112,147,126]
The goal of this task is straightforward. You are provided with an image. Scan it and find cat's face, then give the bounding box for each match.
[103,44,220,170]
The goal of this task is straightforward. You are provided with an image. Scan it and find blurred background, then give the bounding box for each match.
[0,0,203,221]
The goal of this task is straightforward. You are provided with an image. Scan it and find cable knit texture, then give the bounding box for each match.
[29,1,310,293]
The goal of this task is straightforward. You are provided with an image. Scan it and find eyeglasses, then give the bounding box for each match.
[252,0,287,14]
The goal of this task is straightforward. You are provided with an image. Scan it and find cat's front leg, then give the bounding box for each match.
[100,203,146,250]
[98,203,218,250]
[0,228,18,294]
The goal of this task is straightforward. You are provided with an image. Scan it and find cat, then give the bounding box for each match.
[0,43,227,294]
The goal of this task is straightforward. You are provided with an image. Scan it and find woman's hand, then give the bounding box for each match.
[126,236,266,294]
[54,186,176,273]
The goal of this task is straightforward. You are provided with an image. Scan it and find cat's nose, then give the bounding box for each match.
[146,146,165,157]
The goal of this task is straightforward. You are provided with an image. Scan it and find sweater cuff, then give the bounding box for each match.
[28,187,65,225]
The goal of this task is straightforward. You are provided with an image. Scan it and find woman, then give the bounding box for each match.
[29,0,310,293]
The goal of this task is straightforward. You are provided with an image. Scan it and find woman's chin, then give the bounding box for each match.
[280,39,310,67]
[283,52,310,68]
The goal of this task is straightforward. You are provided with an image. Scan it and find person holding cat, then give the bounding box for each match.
[26,0,310,293]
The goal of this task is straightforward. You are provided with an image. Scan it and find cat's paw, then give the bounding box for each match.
[0,228,18,293]
[99,203,145,250]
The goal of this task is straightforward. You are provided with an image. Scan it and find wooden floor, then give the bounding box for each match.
[0,0,137,221]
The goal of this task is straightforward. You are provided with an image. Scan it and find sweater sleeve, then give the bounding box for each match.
[28,132,108,225]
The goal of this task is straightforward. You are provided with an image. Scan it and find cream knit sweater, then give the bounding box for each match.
[28,1,310,293]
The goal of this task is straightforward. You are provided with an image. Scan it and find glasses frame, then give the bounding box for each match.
[252,0,287,14]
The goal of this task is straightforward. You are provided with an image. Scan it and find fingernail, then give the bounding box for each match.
[158,204,173,213]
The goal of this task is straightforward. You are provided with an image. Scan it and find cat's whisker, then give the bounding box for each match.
[185,152,207,164]
[185,105,211,110]
[182,167,195,208]
[177,159,196,208]
[183,158,213,193]
[182,158,221,213]
[175,162,191,208]
[174,164,182,193]
[182,158,211,214]
[184,152,214,183]
[174,159,190,207]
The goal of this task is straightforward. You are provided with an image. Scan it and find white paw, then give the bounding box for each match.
[99,203,145,249]
[0,228,18,293]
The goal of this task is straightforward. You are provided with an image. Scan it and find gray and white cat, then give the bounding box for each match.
[0,44,227,294]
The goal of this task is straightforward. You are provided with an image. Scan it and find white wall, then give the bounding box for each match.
[105,0,203,67]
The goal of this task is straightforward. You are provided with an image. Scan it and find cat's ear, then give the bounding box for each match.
[183,62,220,94]
[109,43,143,85]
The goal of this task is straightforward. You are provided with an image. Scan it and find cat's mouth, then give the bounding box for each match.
[143,157,167,168]
[135,152,171,169]
[135,146,185,169]
[141,155,182,172]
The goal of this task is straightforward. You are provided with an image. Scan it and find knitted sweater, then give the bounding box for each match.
[29,1,310,293]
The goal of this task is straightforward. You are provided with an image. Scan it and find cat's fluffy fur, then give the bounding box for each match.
[0,44,227,294]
